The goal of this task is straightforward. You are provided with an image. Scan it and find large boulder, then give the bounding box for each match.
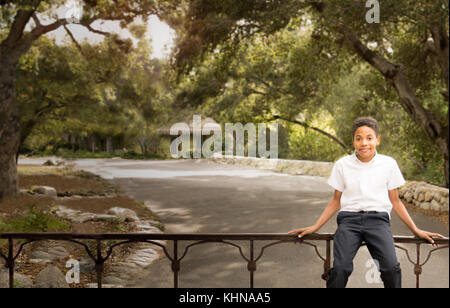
[34,265,70,288]
[107,207,139,222]
[31,186,57,197]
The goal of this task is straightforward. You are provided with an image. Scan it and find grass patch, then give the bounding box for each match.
[0,206,70,233]
[120,151,169,160]
[24,149,171,160]
[18,165,69,176]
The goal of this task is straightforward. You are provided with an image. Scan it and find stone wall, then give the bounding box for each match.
[210,155,449,213]
[209,155,334,177]
[399,181,449,213]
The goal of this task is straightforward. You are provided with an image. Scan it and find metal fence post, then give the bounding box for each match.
[8,237,14,289]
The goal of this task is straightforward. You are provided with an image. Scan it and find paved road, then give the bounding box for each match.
[21,158,450,288]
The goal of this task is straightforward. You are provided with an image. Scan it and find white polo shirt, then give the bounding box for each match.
[327,151,406,215]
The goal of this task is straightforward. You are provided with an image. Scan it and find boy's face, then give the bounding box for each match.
[353,126,380,162]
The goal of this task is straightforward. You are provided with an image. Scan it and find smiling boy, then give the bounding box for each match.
[288,117,444,288]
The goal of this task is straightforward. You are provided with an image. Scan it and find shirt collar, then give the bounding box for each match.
[353,150,378,165]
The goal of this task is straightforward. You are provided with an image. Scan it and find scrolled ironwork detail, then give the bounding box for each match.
[0,232,447,288]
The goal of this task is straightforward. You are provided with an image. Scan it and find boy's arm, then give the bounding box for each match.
[288,190,342,238]
[388,189,445,245]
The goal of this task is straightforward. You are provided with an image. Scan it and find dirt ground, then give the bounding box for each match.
[0,164,162,288]
[18,165,118,196]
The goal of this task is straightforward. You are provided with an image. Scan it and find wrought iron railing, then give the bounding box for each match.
[0,233,448,288]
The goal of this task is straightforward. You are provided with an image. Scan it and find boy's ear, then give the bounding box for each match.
[376,136,381,145]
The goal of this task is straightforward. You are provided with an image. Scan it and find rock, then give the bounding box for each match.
[432,192,441,203]
[420,202,431,210]
[30,251,52,260]
[29,259,52,265]
[54,206,120,223]
[31,186,57,197]
[73,213,97,223]
[90,214,122,223]
[414,187,420,200]
[441,200,449,212]
[418,193,425,202]
[404,191,413,203]
[209,156,334,177]
[399,182,448,213]
[414,186,424,200]
[127,249,159,267]
[424,191,433,202]
[34,265,70,288]
[47,246,69,259]
[107,207,139,222]
[31,246,68,262]
[430,200,441,212]
[0,272,34,288]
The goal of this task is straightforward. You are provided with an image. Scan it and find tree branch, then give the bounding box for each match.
[1,6,37,49]
[7,17,69,63]
[82,23,112,36]
[63,25,84,55]
[28,18,69,40]
[270,114,351,154]
[249,75,290,96]
[408,151,426,174]
[31,12,41,27]
[338,23,446,146]
[430,22,449,100]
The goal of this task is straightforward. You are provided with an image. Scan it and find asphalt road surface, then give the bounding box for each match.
[21,158,450,288]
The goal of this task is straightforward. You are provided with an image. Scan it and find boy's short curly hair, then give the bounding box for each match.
[352,117,379,138]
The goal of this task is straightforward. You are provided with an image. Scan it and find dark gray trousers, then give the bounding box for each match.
[327,211,402,288]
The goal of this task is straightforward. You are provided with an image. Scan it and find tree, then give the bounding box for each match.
[0,0,176,201]
[171,0,449,186]
[16,36,98,158]
[173,25,351,156]
[19,36,169,157]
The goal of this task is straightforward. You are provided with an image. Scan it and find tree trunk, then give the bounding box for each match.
[17,118,37,161]
[90,135,97,153]
[339,24,450,187]
[430,23,449,101]
[106,136,113,153]
[0,59,21,201]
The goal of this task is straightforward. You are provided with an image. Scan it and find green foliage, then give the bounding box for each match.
[5,0,448,187]
[120,151,170,160]
[19,35,172,157]
[41,149,170,160]
[322,63,447,186]
[287,113,345,162]
[169,0,448,186]
[0,206,70,233]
